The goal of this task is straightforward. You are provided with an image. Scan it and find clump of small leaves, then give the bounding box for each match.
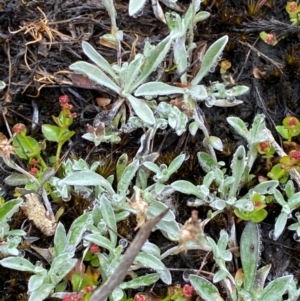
[134,283,194,301]
[256,141,275,169]
[272,180,300,240]
[12,94,76,173]
[219,59,232,74]
[0,199,25,257]
[259,32,279,46]
[286,1,300,25]
[41,95,77,168]
[276,116,300,144]
[0,95,78,223]
[257,117,300,181]
[190,222,296,301]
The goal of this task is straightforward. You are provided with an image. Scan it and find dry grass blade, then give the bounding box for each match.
[9,6,75,74]
[239,40,283,72]
[9,7,54,48]
[90,209,169,301]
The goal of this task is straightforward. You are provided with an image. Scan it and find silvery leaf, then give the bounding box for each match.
[128,0,147,16]
[189,85,207,101]
[82,41,116,78]
[191,35,228,85]
[125,94,155,125]
[69,61,120,94]
[135,82,184,96]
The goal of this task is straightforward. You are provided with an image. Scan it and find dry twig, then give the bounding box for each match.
[238,40,283,73]
[90,209,168,301]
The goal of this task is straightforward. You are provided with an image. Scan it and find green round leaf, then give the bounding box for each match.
[42,124,61,142]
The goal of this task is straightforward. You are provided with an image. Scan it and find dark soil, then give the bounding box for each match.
[1,0,300,300]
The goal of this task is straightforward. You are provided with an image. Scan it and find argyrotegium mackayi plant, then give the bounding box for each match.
[190,222,297,301]
[171,151,278,223]
[271,180,300,240]
[69,0,249,164]
[82,121,121,147]
[69,0,210,128]
[0,190,171,301]
[0,212,92,301]
[133,1,249,160]
[81,195,171,300]
[49,158,104,202]
[227,114,268,183]
[1,2,298,300]
[2,112,300,300]
[224,114,300,240]
[206,229,235,284]
[69,34,175,125]
[288,213,300,241]
[50,152,181,240]
[0,198,26,257]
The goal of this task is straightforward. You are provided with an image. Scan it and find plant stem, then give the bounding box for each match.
[36,154,48,170]
[55,141,63,169]
[187,0,195,59]
[194,113,217,162]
